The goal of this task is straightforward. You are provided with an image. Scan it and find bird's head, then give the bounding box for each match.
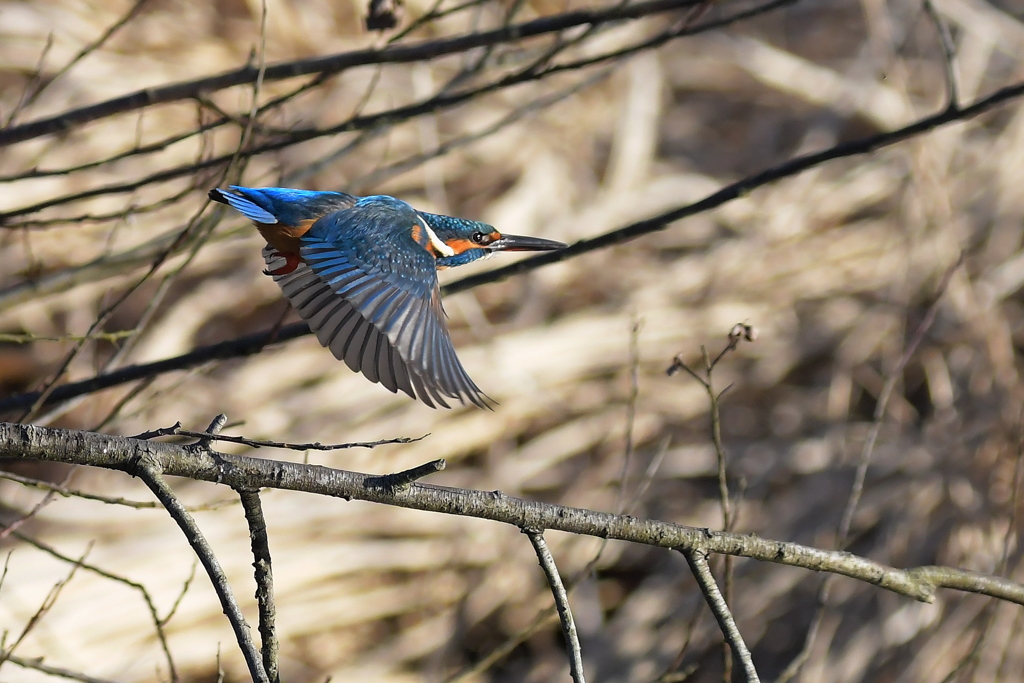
[419,212,567,269]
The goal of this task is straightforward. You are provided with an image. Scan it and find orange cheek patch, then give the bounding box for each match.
[411,223,447,256]
[445,238,476,254]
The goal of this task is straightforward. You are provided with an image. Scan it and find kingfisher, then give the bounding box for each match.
[209,185,566,409]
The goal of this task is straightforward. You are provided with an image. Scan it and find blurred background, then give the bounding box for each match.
[2,0,1024,680]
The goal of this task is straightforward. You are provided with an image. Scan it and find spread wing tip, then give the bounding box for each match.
[270,246,495,410]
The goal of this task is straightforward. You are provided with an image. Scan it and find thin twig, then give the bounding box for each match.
[9,530,179,679]
[837,254,963,549]
[135,463,268,683]
[4,33,54,127]
[6,0,152,125]
[681,549,760,683]
[938,421,1024,682]
[4,652,118,683]
[0,551,10,594]
[365,459,446,491]
[0,480,62,541]
[616,317,643,514]
[0,544,90,671]
[173,429,428,452]
[775,254,964,683]
[660,592,707,681]
[667,324,756,682]
[444,607,560,683]
[525,529,586,683]
[90,375,158,432]
[0,330,136,344]
[350,66,613,192]
[163,560,199,629]
[236,488,279,683]
[923,0,959,112]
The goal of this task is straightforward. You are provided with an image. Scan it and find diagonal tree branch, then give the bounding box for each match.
[5,0,154,126]
[0,0,703,147]
[2,76,1021,415]
[0,0,793,223]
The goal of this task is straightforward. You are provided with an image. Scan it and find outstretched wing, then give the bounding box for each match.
[263,220,490,408]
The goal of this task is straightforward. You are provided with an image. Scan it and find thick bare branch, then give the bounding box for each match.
[2,422,1023,607]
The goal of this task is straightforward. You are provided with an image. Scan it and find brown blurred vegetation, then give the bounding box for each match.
[2,0,1024,680]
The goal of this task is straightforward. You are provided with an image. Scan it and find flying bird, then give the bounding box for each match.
[209,185,566,408]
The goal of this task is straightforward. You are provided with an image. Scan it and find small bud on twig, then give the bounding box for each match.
[365,0,404,31]
[728,322,758,344]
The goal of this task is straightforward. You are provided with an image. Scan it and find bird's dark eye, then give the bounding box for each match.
[471,231,488,244]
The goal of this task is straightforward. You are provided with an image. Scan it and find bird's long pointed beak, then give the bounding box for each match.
[488,233,568,252]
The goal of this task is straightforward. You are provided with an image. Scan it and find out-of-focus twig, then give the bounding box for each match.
[616,317,643,514]
[0,0,793,222]
[10,530,182,679]
[444,607,560,683]
[5,0,153,125]
[0,478,63,541]
[0,0,705,147]
[0,544,89,671]
[923,0,960,111]
[4,652,118,683]
[775,253,964,683]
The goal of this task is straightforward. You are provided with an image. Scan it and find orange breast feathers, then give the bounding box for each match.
[257,218,317,256]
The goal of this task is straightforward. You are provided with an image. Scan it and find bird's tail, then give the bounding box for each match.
[208,187,278,224]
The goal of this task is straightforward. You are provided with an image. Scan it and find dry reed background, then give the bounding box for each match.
[2,0,1024,680]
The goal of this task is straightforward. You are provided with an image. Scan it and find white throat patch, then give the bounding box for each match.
[421,221,455,257]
